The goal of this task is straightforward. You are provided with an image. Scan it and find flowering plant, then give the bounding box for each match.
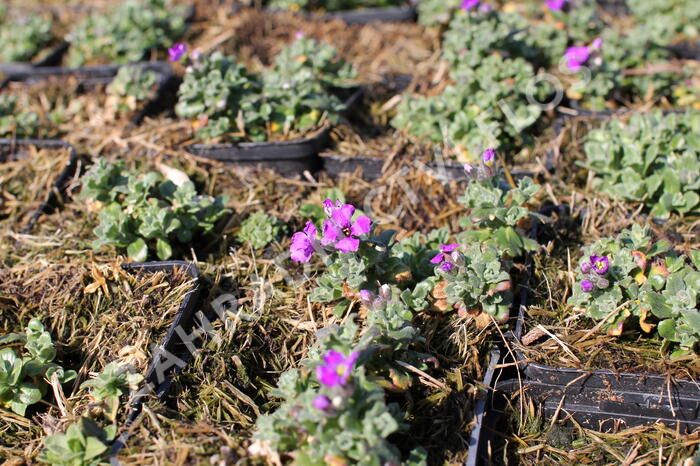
[432,243,513,321]
[79,159,229,261]
[66,0,187,66]
[458,151,541,257]
[253,308,427,465]
[568,224,700,358]
[582,109,700,218]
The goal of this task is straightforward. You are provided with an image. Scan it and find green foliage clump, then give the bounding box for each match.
[439,243,513,321]
[39,417,116,466]
[0,319,76,416]
[583,110,700,218]
[458,169,540,257]
[0,95,40,139]
[0,11,53,62]
[80,362,143,422]
[237,211,283,250]
[416,0,462,26]
[175,38,355,142]
[106,66,159,114]
[569,225,700,359]
[66,0,187,66]
[79,159,230,261]
[627,0,700,44]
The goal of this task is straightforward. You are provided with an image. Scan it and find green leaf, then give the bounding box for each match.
[657,319,679,342]
[156,238,173,260]
[127,238,148,262]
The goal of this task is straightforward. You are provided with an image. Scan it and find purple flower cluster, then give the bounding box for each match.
[359,285,393,310]
[461,0,493,12]
[464,148,498,181]
[431,243,460,273]
[565,38,603,71]
[580,255,610,292]
[290,200,372,263]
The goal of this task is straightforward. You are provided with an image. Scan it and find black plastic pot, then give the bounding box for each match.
[594,0,629,16]
[0,41,69,75]
[0,138,78,232]
[0,62,173,127]
[465,347,502,466]
[186,87,364,176]
[313,4,417,24]
[110,260,203,457]
[510,204,700,423]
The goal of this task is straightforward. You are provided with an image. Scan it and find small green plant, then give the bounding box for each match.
[569,224,700,359]
[38,417,116,466]
[416,0,462,26]
[79,159,230,261]
[0,95,40,139]
[627,0,700,45]
[0,319,77,416]
[66,0,187,66]
[268,0,404,12]
[237,211,283,250]
[431,242,513,321]
[106,66,159,114]
[0,12,53,62]
[80,362,143,422]
[458,151,541,257]
[175,40,353,142]
[582,110,700,218]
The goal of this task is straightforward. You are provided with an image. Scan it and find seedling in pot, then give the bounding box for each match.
[0,95,41,139]
[66,0,187,66]
[0,318,76,416]
[39,417,116,466]
[105,65,159,115]
[78,159,230,261]
[80,362,144,422]
[173,38,356,143]
[569,224,700,359]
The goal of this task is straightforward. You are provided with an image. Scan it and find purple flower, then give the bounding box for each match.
[464,163,475,176]
[461,0,479,10]
[545,0,568,11]
[591,38,603,50]
[290,221,317,263]
[313,394,331,410]
[479,3,492,12]
[581,261,592,274]
[432,243,460,272]
[590,255,609,275]
[295,30,305,40]
[565,46,591,71]
[317,350,358,387]
[321,200,371,253]
[168,43,187,62]
[482,148,496,167]
[359,289,373,303]
[581,280,594,292]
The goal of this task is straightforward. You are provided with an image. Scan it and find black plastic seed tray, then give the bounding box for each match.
[110,260,204,456]
[0,62,173,127]
[0,138,78,232]
[0,42,69,75]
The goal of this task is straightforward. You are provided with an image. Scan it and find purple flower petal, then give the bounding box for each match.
[565,46,591,71]
[591,38,603,50]
[335,236,360,253]
[440,262,455,273]
[545,0,567,11]
[441,243,460,253]
[591,255,609,274]
[431,253,445,264]
[359,290,373,301]
[350,215,371,236]
[290,232,314,263]
[581,261,592,274]
[323,199,335,217]
[581,280,594,292]
[482,148,496,166]
[332,204,355,229]
[303,221,317,238]
[168,43,187,62]
[313,394,331,410]
[321,220,342,246]
[461,0,479,10]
